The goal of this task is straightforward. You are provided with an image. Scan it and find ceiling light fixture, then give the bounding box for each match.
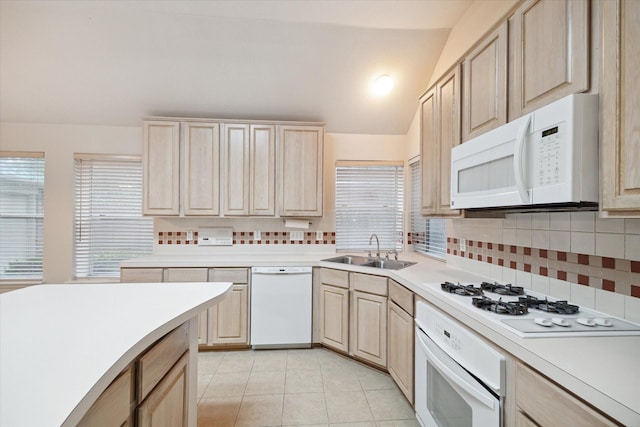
[372,74,394,96]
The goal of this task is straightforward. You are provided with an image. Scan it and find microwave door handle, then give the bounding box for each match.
[416,330,496,409]
[514,115,532,203]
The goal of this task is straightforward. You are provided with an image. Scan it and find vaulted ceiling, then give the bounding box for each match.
[0,1,473,134]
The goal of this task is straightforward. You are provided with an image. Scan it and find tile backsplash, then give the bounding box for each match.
[447,212,640,321]
[158,230,336,245]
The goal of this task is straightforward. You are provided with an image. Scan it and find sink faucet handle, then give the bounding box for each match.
[385,251,390,260]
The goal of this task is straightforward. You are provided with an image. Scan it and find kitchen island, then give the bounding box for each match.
[0,281,232,426]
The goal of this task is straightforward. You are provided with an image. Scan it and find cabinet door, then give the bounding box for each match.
[511,0,589,118]
[279,125,324,217]
[462,22,508,141]
[77,367,132,427]
[320,283,349,353]
[164,268,209,345]
[137,352,188,427]
[143,121,180,215]
[600,0,640,216]
[182,122,220,216]
[350,290,387,367]
[420,88,438,216]
[436,65,462,216]
[388,301,414,404]
[120,268,164,283]
[222,124,250,215]
[250,125,276,215]
[209,284,249,345]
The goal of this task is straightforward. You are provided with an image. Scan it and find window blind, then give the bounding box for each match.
[0,153,44,279]
[74,155,153,278]
[410,160,446,259]
[335,162,404,253]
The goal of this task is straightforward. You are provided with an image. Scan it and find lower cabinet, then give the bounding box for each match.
[78,322,191,427]
[515,362,618,427]
[121,266,250,348]
[387,280,414,404]
[320,282,350,353]
[350,289,387,367]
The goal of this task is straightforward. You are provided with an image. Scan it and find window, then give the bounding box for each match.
[0,153,45,280]
[335,161,404,253]
[74,155,153,278]
[410,159,446,259]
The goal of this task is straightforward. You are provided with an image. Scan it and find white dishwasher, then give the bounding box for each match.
[250,266,312,349]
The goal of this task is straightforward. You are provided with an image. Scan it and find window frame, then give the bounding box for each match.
[410,157,446,260]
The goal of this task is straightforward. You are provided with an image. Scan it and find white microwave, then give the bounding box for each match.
[450,94,598,210]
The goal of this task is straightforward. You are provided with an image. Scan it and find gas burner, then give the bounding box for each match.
[480,281,525,296]
[472,296,528,316]
[441,282,483,296]
[518,296,580,315]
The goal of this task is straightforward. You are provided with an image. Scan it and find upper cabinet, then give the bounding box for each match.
[462,22,508,141]
[183,122,220,216]
[279,125,324,217]
[143,119,323,217]
[600,0,640,217]
[509,0,589,119]
[143,121,181,215]
[222,124,276,216]
[420,65,462,217]
[143,120,220,216]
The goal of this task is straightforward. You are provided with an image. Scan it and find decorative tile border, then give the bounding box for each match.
[158,231,336,245]
[447,238,640,298]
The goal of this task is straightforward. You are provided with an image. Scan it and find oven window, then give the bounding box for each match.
[427,363,472,426]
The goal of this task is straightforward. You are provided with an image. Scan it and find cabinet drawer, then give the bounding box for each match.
[209,268,249,284]
[138,322,189,401]
[120,268,164,283]
[389,280,413,316]
[165,268,208,282]
[350,272,387,296]
[320,268,349,289]
[78,366,132,427]
[515,362,617,427]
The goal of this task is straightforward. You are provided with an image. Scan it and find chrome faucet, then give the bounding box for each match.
[369,234,380,258]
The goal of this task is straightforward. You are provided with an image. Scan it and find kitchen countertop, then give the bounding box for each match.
[121,252,640,426]
[0,281,232,427]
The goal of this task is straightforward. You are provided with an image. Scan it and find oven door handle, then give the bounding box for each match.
[416,330,496,409]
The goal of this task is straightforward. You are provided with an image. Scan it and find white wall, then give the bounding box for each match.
[1,122,141,283]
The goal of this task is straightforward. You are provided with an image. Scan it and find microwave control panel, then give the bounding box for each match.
[535,123,564,187]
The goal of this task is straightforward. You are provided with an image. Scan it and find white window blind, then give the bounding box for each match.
[74,155,153,278]
[335,161,404,253]
[0,153,44,280]
[410,160,446,259]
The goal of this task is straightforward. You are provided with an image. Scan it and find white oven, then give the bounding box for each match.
[415,301,505,427]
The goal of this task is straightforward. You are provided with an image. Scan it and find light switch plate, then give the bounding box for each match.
[316,231,323,241]
[254,230,261,241]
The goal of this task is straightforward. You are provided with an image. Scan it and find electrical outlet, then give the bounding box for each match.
[460,238,467,252]
[186,230,194,241]
[316,230,323,241]
[290,231,304,241]
[254,230,261,241]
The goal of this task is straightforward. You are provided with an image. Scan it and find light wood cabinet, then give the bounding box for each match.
[515,362,618,427]
[77,367,132,427]
[278,125,324,217]
[164,268,210,346]
[420,65,462,217]
[350,289,387,367]
[143,121,180,215]
[320,283,350,353]
[510,0,589,119]
[182,122,220,216]
[207,268,250,346]
[143,120,221,216]
[600,0,640,217]
[120,268,164,283]
[137,352,189,427]
[222,124,276,216]
[387,280,414,404]
[462,21,508,141]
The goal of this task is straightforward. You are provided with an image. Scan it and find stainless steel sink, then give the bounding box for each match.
[322,255,416,270]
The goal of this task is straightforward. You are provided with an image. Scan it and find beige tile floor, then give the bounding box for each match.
[197,347,419,427]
